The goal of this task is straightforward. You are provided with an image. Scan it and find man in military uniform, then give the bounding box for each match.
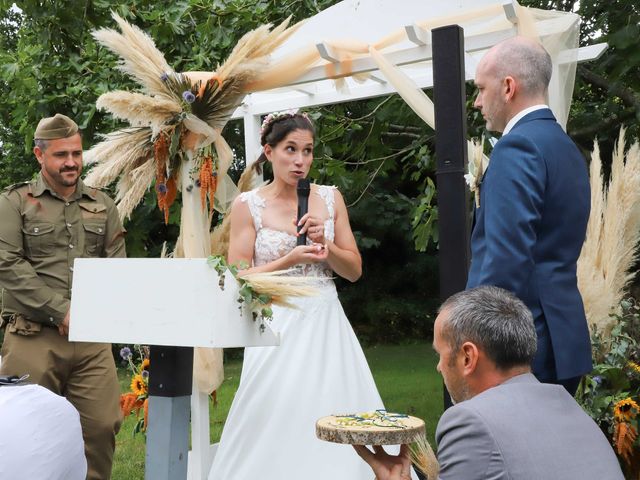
[0,114,126,479]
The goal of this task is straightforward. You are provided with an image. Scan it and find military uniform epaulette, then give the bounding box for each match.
[84,185,108,200]
[2,181,32,193]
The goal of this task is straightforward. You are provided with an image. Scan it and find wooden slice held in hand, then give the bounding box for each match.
[316,413,425,445]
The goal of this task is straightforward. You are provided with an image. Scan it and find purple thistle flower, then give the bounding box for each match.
[141,370,149,380]
[120,346,132,360]
[157,183,168,194]
[182,91,196,103]
[593,375,603,386]
[160,72,169,82]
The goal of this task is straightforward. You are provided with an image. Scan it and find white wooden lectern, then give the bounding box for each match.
[70,257,280,480]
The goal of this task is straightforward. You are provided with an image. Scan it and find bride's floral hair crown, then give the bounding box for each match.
[260,109,311,144]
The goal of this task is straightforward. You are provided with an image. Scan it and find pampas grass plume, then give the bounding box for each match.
[93,12,173,98]
[97,91,181,128]
[115,160,156,221]
[578,128,640,336]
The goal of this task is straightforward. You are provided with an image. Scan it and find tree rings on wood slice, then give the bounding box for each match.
[316,411,425,445]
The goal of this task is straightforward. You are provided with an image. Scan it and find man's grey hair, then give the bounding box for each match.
[34,131,82,152]
[34,138,49,151]
[492,38,552,97]
[438,286,537,370]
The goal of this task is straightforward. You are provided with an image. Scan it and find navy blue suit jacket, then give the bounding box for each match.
[466,108,592,381]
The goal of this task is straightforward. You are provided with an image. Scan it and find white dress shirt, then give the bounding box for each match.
[502,104,549,135]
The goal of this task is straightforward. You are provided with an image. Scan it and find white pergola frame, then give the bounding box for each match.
[230,0,606,168]
[190,1,607,478]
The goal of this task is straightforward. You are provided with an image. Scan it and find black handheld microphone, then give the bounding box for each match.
[296,178,311,246]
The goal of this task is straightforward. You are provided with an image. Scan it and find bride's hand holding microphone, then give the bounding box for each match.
[296,212,327,245]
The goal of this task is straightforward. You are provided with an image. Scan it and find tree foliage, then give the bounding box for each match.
[0,0,637,340]
[524,0,640,157]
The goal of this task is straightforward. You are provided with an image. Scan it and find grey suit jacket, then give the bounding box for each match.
[435,374,623,479]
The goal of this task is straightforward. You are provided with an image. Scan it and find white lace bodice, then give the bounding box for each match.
[239,185,336,278]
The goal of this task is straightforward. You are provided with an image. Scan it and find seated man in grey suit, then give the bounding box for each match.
[354,286,623,479]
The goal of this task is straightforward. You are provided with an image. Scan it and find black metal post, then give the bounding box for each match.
[432,25,470,409]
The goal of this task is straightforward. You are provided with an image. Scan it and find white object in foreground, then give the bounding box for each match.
[69,257,279,348]
[0,384,87,480]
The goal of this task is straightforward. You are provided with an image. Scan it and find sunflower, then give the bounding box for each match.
[614,398,640,422]
[131,374,148,397]
[627,361,640,375]
[141,358,150,371]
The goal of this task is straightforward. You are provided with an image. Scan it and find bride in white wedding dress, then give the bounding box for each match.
[208,112,390,479]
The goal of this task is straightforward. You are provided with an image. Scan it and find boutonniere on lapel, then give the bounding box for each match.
[464,138,490,208]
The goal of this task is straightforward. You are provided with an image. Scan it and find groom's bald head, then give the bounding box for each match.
[481,36,552,99]
[474,36,552,131]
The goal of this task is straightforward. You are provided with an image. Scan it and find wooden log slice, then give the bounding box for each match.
[316,412,425,445]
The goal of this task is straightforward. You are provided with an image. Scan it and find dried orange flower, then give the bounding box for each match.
[120,392,144,418]
[614,420,638,465]
[199,155,218,211]
[143,398,149,431]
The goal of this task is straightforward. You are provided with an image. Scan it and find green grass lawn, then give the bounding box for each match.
[111,342,442,480]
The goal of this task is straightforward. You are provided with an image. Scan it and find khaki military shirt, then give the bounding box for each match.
[0,173,126,326]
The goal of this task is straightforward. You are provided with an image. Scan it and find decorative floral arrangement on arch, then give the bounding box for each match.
[84,12,301,222]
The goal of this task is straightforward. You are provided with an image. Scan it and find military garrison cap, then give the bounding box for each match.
[34,114,79,140]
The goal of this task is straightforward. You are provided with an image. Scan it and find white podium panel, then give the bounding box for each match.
[69,258,279,347]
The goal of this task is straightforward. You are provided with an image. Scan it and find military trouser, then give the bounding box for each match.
[0,316,122,480]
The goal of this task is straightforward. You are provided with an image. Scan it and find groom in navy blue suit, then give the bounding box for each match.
[466,36,591,395]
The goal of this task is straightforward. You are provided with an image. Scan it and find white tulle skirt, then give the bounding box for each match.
[208,283,385,479]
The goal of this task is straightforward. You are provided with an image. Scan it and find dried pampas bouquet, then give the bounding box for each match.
[84,12,300,223]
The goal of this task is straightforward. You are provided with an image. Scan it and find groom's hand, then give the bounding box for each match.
[353,444,412,480]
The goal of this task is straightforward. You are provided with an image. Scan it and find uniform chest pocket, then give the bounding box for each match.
[79,202,107,257]
[83,223,106,257]
[22,223,56,257]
